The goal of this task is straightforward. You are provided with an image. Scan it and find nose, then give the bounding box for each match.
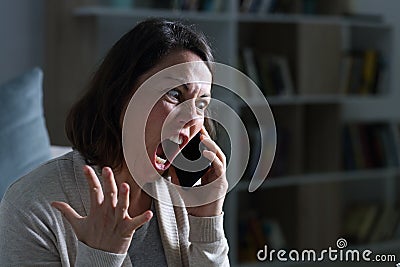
[178,99,203,128]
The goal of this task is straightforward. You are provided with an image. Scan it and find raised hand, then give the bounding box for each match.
[52,165,153,254]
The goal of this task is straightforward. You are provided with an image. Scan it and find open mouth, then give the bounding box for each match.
[153,133,188,172]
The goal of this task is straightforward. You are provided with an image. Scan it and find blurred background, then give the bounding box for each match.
[1,0,400,266]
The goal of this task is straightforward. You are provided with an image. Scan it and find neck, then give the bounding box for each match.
[115,165,152,218]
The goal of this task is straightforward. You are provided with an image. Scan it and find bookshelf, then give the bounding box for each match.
[45,0,399,266]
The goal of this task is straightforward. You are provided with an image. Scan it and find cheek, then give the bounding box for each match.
[190,117,204,136]
[146,101,173,134]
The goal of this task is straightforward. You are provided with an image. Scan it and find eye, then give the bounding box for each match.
[196,99,209,110]
[166,88,182,102]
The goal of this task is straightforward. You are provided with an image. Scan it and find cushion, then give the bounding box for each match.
[0,68,51,198]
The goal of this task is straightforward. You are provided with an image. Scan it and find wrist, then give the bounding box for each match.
[187,199,224,217]
[188,212,226,243]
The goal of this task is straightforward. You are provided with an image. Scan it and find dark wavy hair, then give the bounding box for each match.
[65,19,215,170]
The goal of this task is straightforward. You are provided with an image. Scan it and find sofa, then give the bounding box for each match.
[0,67,71,199]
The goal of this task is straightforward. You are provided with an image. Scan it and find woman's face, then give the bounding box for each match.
[135,50,212,175]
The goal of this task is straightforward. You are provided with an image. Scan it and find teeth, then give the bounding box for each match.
[168,135,183,145]
[156,156,167,164]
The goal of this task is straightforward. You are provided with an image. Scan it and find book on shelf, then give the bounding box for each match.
[265,55,294,96]
[238,212,266,263]
[344,124,365,169]
[378,125,399,167]
[240,0,275,14]
[262,219,286,249]
[268,0,301,14]
[240,47,294,97]
[368,205,400,243]
[238,219,257,262]
[342,123,398,170]
[358,124,379,168]
[238,212,287,263]
[241,47,261,89]
[197,0,224,12]
[255,53,275,96]
[361,50,379,94]
[312,0,349,15]
[179,0,200,11]
[339,49,386,95]
[342,203,380,244]
[258,0,274,14]
[343,203,400,245]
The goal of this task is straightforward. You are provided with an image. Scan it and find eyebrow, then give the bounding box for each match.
[165,77,211,98]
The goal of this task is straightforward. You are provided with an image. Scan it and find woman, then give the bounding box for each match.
[0,19,229,266]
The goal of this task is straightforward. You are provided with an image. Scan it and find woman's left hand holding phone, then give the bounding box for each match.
[184,126,228,217]
[52,166,153,254]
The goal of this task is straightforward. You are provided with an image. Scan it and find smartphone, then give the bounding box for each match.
[173,132,211,187]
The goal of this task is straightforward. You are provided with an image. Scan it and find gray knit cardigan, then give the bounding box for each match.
[0,151,229,266]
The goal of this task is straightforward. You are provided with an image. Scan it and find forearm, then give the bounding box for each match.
[187,213,230,267]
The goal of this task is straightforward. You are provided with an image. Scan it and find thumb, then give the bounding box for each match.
[128,210,153,233]
[51,201,83,228]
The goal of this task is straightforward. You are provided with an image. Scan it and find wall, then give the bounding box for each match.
[0,0,44,84]
[1,0,400,143]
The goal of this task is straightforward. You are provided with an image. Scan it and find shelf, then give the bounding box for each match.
[73,6,232,22]
[74,6,391,29]
[235,168,400,191]
[239,94,390,107]
[237,13,390,28]
[266,95,343,105]
[345,19,392,29]
[238,13,345,25]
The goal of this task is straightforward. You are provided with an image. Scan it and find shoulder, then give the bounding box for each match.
[0,152,84,265]
[1,151,84,212]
